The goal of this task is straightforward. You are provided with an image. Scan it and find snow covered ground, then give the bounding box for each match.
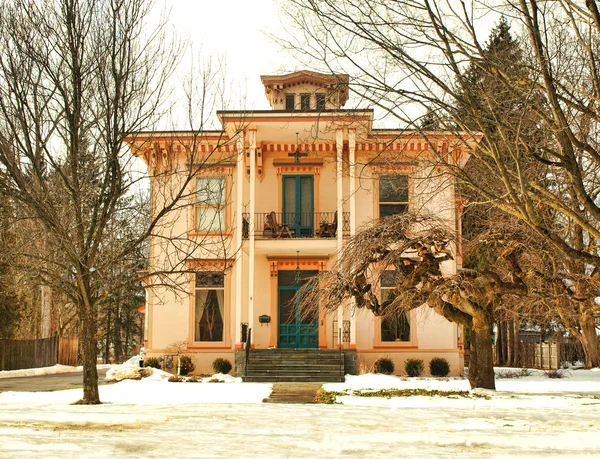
[0,366,599,458]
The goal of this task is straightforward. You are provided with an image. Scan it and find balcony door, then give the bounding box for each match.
[282,175,314,237]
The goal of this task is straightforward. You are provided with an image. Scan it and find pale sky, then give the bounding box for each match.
[163,0,292,113]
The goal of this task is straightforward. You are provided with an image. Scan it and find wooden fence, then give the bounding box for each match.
[0,336,79,371]
[58,337,79,366]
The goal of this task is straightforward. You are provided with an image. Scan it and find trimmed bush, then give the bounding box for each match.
[373,357,395,375]
[143,357,160,369]
[178,355,195,376]
[212,357,233,375]
[429,357,450,377]
[168,375,183,382]
[404,358,424,377]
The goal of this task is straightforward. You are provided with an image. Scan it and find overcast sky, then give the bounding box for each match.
[163,0,291,113]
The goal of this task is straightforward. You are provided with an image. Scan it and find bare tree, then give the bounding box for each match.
[280,0,600,367]
[0,0,237,404]
[296,213,530,389]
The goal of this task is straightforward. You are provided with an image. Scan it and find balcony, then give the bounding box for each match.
[243,212,350,240]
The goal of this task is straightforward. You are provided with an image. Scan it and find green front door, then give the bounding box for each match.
[282,175,314,237]
[278,270,318,348]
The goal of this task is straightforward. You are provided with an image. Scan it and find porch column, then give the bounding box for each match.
[336,128,344,348]
[348,128,357,348]
[248,129,257,346]
[234,133,244,348]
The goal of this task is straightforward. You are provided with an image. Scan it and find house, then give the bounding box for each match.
[126,70,475,378]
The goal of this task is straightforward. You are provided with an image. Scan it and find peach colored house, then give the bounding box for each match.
[128,71,472,378]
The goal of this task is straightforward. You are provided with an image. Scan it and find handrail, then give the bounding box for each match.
[244,328,252,378]
[339,327,343,381]
[242,211,350,239]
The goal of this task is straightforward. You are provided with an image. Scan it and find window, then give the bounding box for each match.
[285,94,295,111]
[195,177,225,233]
[380,271,410,342]
[300,94,311,111]
[316,94,326,111]
[195,272,224,342]
[379,175,409,217]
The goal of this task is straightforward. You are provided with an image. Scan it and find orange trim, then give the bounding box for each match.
[364,348,458,353]
[234,343,244,349]
[187,232,233,238]
[186,346,232,350]
[186,259,234,269]
[349,344,357,349]
[374,345,418,350]
[220,116,372,124]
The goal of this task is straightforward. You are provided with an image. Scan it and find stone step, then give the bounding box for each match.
[247,358,342,364]
[263,382,323,404]
[248,352,343,358]
[250,349,340,355]
[247,364,342,371]
[245,375,343,383]
[246,367,344,375]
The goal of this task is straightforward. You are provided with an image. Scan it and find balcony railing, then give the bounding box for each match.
[242,212,350,239]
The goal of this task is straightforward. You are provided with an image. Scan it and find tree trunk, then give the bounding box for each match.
[579,313,600,368]
[512,320,520,367]
[114,302,122,362]
[76,305,100,404]
[507,319,515,366]
[468,317,496,390]
[495,322,503,365]
[104,305,112,365]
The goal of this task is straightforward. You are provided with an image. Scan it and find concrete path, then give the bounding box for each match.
[263,382,323,404]
[0,368,108,392]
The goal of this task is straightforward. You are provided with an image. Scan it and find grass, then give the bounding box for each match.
[316,387,486,404]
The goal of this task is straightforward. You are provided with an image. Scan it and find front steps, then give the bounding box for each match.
[242,349,345,383]
[264,382,323,403]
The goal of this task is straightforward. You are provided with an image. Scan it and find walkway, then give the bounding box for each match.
[263,382,323,404]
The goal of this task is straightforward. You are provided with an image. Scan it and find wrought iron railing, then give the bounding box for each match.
[244,327,252,378]
[242,212,350,239]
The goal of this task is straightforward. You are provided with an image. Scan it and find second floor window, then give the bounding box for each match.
[379,175,409,217]
[196,177,225,233]
[300,94,310,111]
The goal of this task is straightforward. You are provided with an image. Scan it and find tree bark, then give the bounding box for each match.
[495,322,503,365]
[104,305,112,365]
[468,317,496,389]
[579,313,600,368]
[512,320,520,367]
[507,319,515,366]
[77,306,100,404]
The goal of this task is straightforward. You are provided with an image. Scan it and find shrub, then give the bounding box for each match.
[429,357,450,377]
[404,358,424,377]
[178,355,195,376]
[212,357,233,375]
[168,375,183,382]
[545,369,567,379]
[495,368,532,379]
[373,357,395,375]
[143,357,160,369]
